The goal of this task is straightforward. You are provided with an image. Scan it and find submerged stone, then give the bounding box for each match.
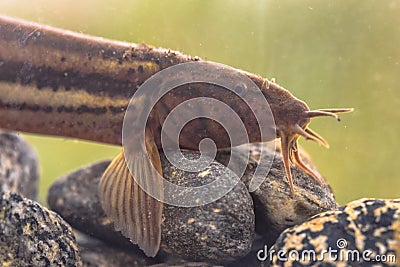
[48,143,338,266]
[0,191,82,266]
[216,142,338,246]
[269,198,400,266]
[77,234,157,267]
[0,132,38,199]
[48,150,255,263]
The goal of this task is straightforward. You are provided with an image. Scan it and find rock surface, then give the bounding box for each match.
[269,198,400,266]
[48,150,255,263]
[0,191,82,266]
[0,132,39,199]
[47,143,339,266]
[48,160,133,249]
[148,262,223,267]
[77,234,228,267]
[77,234,157,267]
[159,152,254,262]
[216,142,338,247]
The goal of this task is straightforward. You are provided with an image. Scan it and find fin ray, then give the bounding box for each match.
[99,133,163,257]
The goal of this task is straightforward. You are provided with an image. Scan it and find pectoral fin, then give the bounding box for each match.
[99,134,163,257]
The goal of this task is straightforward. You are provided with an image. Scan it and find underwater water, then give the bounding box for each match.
[1,0,399,204]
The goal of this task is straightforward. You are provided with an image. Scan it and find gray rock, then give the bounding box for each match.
[77,234,222,267]
[0,132,38,199]
[48,160,133,249]
[160,152,254,262]
[269,198,400,267]
[216,142,338,246]
[0,191,82,266]
[48,150,255,263]
[224,234,271,267]
[148,262,223,267]
[77,234,157,267]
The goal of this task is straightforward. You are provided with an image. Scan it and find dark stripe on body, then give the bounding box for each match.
[0,61,137,98]
[0,99,126,115]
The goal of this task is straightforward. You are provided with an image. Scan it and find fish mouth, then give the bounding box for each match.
[279,108,353,193]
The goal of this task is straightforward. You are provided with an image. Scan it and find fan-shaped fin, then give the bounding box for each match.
[99,134,163,257]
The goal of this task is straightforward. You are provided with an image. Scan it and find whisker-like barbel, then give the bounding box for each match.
[305,128,330,148]
[307,110,340,121]
[294,124,329,148]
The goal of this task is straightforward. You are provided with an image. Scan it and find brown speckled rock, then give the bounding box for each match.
[224,234,271,267]
[269,198,400,266]
[48,160,133,249]
[77,234,157,267]
[48,150,255,263]
[159,152,254,262]
[77,234,224,267]
[148,262,223,267]
[0,132,38,199]
[217,142,338,247]
[0,191,82,266]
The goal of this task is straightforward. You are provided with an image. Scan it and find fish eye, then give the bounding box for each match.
[233,83,247,96]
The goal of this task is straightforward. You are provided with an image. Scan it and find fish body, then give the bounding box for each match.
[0,15,352,256]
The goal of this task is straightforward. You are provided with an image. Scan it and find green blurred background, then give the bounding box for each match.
[1,0,399,205]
